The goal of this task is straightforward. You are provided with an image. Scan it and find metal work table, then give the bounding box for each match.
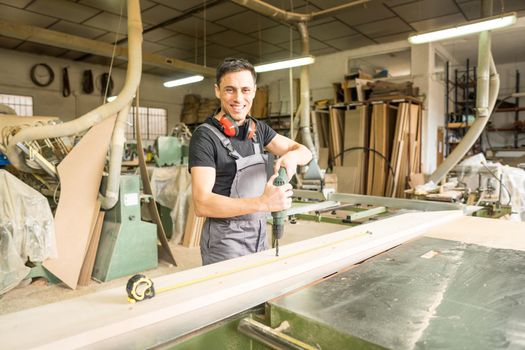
[268,236,525,349]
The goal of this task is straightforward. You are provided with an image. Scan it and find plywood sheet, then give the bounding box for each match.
[78,211,105,286]
[343,106,368,193]
[43,116,116,289]
[329,107,343,166]
[367,104,388,196]
[333,166,359,194]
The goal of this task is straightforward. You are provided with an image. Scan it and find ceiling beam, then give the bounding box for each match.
[0,19,215,77]
[76,0,227,62]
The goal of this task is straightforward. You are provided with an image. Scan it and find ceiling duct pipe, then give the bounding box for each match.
[297,22,316,160]
[5,0,143,173]
[100,102,132,209]
[429,0,498,183]
[231,0,370,22]
[232,0,370,162]
[429,30,499,183]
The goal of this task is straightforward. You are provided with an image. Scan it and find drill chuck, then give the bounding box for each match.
[272,222,284,239]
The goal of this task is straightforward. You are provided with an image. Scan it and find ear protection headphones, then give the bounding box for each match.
[214,113,256,140]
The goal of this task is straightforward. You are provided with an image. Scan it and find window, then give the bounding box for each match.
[126,107,168,140]
[0,94,34,116]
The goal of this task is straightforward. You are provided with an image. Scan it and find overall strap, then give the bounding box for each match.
[200,123,242,159]
[252,131,262,155]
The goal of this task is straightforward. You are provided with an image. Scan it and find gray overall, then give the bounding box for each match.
[199,123,269,265]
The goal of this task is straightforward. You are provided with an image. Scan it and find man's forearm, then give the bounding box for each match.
[291,144,313,166]
[193,192,267,218]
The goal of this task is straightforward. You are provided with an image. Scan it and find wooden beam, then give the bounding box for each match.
[0,19,215,77]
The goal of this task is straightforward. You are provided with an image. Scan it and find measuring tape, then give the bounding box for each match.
[126,274,155,303]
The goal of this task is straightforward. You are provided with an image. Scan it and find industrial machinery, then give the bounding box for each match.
[154,123,192,167]
[92,175,157,282]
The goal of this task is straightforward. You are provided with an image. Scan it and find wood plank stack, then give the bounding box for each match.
[328,107,344,166]
[341,105,369,193]
[328,104,369,194]
[366,103,397,196]
[180,94,200,125]
[385,102,422,197]
[319,96,422,198]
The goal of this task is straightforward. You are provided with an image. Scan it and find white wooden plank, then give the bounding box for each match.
[0,211,463,350]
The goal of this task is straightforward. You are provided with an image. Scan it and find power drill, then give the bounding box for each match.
[271,167,289,256]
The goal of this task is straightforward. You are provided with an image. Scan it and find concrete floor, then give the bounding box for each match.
[0,220,347,316]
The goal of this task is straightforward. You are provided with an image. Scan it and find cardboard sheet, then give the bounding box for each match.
[43,116,116,289]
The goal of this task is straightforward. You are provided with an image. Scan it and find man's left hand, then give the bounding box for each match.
[274,153,298,179]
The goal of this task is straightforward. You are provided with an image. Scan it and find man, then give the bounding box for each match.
[189,57,312,265]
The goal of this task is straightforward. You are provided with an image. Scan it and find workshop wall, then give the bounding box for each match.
[0,48,215,131]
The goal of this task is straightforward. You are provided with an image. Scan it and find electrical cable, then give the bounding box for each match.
[30,63,54,87]
[329,147,395,178]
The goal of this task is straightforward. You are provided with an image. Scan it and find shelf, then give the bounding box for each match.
[495,106,525,113]
[487,127,525,133]
[447,122,470,129]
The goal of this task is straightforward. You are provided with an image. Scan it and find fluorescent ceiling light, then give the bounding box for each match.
[408,12,517,44]
[254,56,315,73]
[163,75,204,88]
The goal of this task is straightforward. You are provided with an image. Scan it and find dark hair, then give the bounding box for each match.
[216,57,256,86]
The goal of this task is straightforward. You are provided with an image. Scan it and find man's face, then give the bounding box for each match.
[215,70,256,125]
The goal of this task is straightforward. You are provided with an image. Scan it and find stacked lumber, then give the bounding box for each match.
[182,199,205,248]
[341,105,369,194]
[328,107,344,166]
[366,103,397,196]
[369,81,419,99]
[197,98,220,123]
[317,92,422,198]
[251,86,268,118]
[385,102,422,197]
[326,105,370,194]
[180,94,200,125]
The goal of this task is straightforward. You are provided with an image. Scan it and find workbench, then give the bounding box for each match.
[269,222,525,349]
[1,211,524,349]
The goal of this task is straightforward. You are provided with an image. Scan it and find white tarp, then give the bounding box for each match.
[0,170,57,294]
[150,165,192,244]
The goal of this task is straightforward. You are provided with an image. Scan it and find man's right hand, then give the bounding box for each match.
[261,174,293,212]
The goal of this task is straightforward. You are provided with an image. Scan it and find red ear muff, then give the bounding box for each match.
[219,114,238,137]
[246,119,256,140]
